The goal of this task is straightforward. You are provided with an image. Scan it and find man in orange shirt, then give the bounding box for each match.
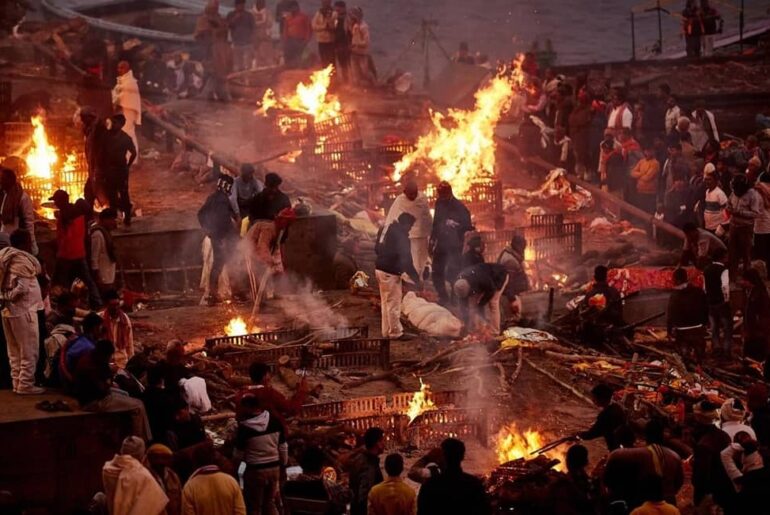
[282,0,311,68]
[367,454,416,515]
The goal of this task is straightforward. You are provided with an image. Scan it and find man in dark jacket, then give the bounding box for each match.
[198,174,238,306]
[453,263,509,334]
[248,172,291,224]
[347,427,385,515]
[98,114,137,226]
[375,213,420,339]
[703,247,732,357]
[578,383,627,452]
[417,438,491,515]
[497,234,529,323]
[461,234,485,269]
[667,267,708,361]
[430,182,471,305]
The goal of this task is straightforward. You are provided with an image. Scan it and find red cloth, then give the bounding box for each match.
[606,267,704,297]
[283,12,312,41]
[57,215,86,260]
[234,384,307,433]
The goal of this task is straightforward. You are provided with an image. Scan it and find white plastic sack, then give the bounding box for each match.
[401,292,463,338]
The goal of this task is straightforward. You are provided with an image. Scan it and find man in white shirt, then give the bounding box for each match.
[112,61,142,156]
[606,88,633,134]
[383,178,433,274]
[90,207,119,294]
[691,101,719,151]
[702,169,728,232]
[664,96,681,135]
[0,231,44,394]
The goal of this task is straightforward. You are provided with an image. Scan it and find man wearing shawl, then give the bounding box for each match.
[0,231,44,394]
[99,289,134,370]
[0,167,37,255]
[112,61,142,155]
[102,436,169,515]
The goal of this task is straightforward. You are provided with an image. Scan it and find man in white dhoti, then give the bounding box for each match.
[112,61,142,157]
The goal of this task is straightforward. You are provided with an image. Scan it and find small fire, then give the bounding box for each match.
[224,316,248,337]
[524,246,535,262]
[393,57,525,196]
[495,422,566,470]
[406,377,437,423]
[258,65,341,122]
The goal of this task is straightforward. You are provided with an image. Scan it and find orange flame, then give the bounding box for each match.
[224,316,248,337]
[258,65,341,122]
[393,57,526,196]
[406,377,437,423]
[26,115,57,180]
[495,422,566,471]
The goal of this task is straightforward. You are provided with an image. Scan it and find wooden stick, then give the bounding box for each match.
[524,357,594,405]
[201,411,236,422]
[544,351,629,366]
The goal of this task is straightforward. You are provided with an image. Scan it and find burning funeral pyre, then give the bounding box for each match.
[5,115,87,217]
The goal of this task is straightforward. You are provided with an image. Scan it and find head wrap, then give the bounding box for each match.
[120,436,146,460]
[721,398,746,423]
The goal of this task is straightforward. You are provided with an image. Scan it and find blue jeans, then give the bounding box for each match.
[708,303,732,352]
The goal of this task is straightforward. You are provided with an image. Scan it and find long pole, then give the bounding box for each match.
[631,11,637,60]
[739,0,745,52]
[657,0,663,53]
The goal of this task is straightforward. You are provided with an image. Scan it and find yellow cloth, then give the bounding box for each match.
[367,477,417,515]
[630,501,681,515]
[630,158,660,195]
[102,454,168,515]
[181,470,246,515]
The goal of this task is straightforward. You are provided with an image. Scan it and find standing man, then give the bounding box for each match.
[252,0,274,68]
[99,114,137,226]
[230,164,264,226]
[682,0,704,58]
[430,181,471,305]
[727,174,761,278]
[664,95,682,136]
[332,1,351,83]
[383,179,432,275]
[704,247,732,357]
[90,207,119,295]
[227,0,256,72]
[347,427,386,515]
[348,7,374,86]
[691,100,719,151]
[51,190,102,309]
[99,290,134,370]
[367,454,417,515]
[703,169,728,233]
[667,267,709,361]
[0,234,44,394]
[197,175,238,306]
[681,222,727,268]
[312,0,336,69]
[453,263,509,334]
[497,234,530,323]
[282,1,312,69]
[0,167,36,255]
[375,213,420,339]
[111,61,142,156]
[606,88,633,135]
[417,438,491,515]
[234,396,288,515]
[182,445,246,514]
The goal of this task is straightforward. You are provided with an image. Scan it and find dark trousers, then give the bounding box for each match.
[335,47,350,82]
[283,38,307,68]
[105,177,132,225]
[432,248,461,303]
[728,224,753,278]
[686,35,702,57]
[0,318,9,389]
[53,258,103,309]
[709,302,733,352]
[318,42,336,69]
[209,234,237,295]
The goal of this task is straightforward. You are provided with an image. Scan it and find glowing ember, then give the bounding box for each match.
[524,246,535,262]
[393,57,525,196]
[495,422,566,470]
[406,378,437,423]
[224,316,248,337]
[258,65,341,122]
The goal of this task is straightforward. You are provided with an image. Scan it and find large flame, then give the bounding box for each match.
[393,58,525,196]
[258,65,341,122]
[26,115,57,180]
[225,316,248,337]
[495,422,566,471]
[406,377,437,423]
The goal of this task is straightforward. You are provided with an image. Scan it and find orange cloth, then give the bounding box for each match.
[283,12,311,41]
[631,158,661,195]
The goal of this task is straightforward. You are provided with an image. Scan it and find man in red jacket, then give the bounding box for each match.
[235,361,308,433]
[50,190,102,309]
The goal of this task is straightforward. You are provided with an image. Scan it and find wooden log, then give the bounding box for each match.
[544,351,629,366]
[201,411,236,422]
